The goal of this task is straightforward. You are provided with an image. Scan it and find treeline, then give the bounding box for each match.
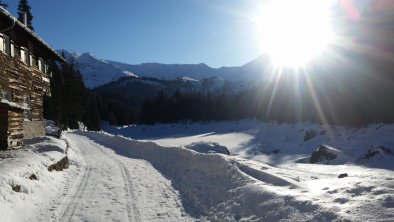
[96,64,394,127]
[139,90,263,124]
[44,56,394,128]
[95,93,138,126]
[43,61,101,131]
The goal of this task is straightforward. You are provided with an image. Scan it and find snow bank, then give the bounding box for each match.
[0,136,79,222]
[105,121,394,169]
[102,121,394,221]
[77,131,340,221]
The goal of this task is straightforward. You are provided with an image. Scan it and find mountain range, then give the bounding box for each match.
[60,50,269,89]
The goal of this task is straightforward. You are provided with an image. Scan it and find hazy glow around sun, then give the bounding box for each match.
[256,0,335,68]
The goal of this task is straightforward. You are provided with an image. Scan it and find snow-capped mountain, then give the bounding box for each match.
[107,56,270,82]
[59,50,138,88]
[59,49,269,89]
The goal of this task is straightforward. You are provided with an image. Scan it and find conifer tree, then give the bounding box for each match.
[83,95,101,131]
[17,0,34,30]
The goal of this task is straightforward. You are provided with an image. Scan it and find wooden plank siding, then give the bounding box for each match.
[0,50,51,149]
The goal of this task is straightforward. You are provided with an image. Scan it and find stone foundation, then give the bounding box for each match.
[23,121,45,139]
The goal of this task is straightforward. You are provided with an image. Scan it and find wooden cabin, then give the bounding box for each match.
[0,7,64,149]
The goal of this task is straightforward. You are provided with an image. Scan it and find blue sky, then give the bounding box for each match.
[5,0,262,68]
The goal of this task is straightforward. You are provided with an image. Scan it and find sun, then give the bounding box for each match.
[256,0,335,68]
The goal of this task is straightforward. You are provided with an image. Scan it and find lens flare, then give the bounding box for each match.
[256,0,335,68]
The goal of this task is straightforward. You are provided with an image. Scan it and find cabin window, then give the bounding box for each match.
[23,95,32,121]
[0,34,10,55]
[10,42,15,57]
[38,58,46,73]
[20,47,29,64]
[31,56,38,69]
[44,63,49,74]
[0,90,12,102]
[38,58,42,71]
[0,34,9,54]
[43,61,48,74]
[14,45,21,59]
[0,34,4,53]
[29,53,33,66]
[20,47,26,62]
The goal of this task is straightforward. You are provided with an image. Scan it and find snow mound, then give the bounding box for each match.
[185,141,230,155]
[78,131,340,221]
[0,136,73,221]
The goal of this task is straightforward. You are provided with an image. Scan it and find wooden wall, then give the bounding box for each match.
[0,51,50,149]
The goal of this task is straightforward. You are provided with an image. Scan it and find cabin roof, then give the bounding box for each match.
[0,7,66,63]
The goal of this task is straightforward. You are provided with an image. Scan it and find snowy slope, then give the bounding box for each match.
[107,55,271,82]
[60,49,270,89]
[108,55,270,82]
[104,121,394,221]
[60,50,137,88]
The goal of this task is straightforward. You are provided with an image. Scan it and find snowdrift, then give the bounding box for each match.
[77,131,340,221]
[0,136,74,221]
[106,121,394,169]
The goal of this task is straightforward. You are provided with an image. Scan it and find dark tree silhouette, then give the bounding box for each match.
[17,0,34,30]
[44,58,101,131]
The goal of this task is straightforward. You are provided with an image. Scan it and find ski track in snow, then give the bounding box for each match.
[52,133,190,222]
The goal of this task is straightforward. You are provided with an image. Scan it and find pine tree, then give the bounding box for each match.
[17,0,34,31]
[43,61,101,130]
[0,1,8,8]
[83,95,101,131]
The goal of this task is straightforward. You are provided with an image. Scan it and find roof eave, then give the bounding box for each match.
[0,7,66,63]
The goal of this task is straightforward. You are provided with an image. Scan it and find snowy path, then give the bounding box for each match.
[2,123,393,221]
[55,133,192,222]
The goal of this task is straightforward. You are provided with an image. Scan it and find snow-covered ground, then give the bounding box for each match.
[104,120,394,221]
[0,134,194,222]
[0,136,79,221]
[1,120,393,221]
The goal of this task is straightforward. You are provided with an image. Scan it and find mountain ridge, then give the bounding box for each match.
[59,49,269,88]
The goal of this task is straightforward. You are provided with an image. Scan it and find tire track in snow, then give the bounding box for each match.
[60,164,92,222]
[59,133,192,221]
[92,144,142,222]
[61,134,141,222]
[113,157,142,222]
